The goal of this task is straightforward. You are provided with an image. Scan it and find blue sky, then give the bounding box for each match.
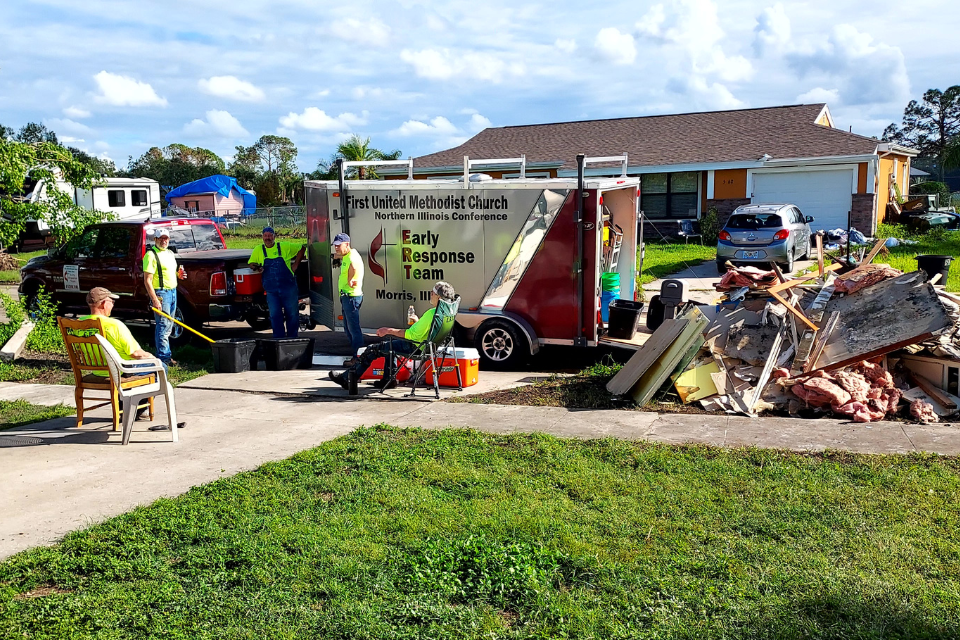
[2,0,958,173]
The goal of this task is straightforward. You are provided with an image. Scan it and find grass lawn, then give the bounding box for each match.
[874,224,960,293]
[1,426,958,638]
[0,398,73,430]
[638,242,716,286]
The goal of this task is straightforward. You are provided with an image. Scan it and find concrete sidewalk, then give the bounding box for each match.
[2,381,959,560]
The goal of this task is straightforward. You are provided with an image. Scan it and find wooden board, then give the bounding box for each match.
[816,273,951,369]
[673,361,720,403]
[606,318,688,396]
[630,311,710,406]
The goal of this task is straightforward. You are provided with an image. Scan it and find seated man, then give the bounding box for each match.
[80,287,184,429]
[329,281,456,391]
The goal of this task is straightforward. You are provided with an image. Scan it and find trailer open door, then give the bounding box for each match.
[306,184,335,329]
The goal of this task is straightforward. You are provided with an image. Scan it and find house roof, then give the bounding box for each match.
[409,104,886,172]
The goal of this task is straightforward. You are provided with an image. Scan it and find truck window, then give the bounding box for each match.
[131,190,148,207]
[64,228,99,260]
[108,190,126,207]
[95,227,133,258]
[191,224,225,251]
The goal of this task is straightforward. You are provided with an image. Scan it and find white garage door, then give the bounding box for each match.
[752,169,854,231]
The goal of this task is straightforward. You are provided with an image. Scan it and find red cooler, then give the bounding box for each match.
[357,347,411,381]
[234,268,263,295]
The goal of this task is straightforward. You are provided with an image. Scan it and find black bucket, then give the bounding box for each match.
[259,338,316,371]
[210,339,258,373]
[607,299,645,340]
[916,254,952,284]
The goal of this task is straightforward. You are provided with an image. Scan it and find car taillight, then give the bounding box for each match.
[773,229,790,241]
[210,271,227,296]
[719,230,731,241]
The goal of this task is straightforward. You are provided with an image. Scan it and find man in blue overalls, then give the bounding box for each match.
[248,226,306,338]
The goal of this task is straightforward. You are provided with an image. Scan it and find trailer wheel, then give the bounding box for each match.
[475,319,526,370]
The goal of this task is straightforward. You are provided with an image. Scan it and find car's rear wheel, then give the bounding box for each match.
[716,260,728,274]
[783,252,794,275]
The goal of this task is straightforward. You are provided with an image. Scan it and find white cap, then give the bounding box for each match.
[155,227,170,237]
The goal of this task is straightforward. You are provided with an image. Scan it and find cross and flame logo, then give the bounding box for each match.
[368,226,396,284]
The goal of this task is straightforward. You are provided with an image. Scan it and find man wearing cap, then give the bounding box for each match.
[248,226,306,338]
[143,228,187,367]
[79,288,184,429]
[329,281,455,391]
[333,233,364,362]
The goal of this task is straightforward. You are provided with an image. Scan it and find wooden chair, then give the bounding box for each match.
[58,317,155,430]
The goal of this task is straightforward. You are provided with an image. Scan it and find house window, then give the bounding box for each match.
[131,190,148,207]
[107,190,126,207]
[641,172,699,219]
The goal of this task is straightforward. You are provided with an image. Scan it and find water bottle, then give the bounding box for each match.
[407,305,418,325]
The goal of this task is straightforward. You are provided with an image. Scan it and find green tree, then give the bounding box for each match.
[0,124,13,140]
[125,144,225,191]
[229,135,299,205]
[334,135,401,179]
[68,147,117,177]
[15,122,59,145]
[0,138,109,249]
[884,86,960,181]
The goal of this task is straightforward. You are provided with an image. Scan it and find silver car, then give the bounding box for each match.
[716,203,814,273]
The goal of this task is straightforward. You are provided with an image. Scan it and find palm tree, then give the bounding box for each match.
[334,135,401,179]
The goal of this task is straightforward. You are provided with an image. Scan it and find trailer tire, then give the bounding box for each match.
[474,319,526,370]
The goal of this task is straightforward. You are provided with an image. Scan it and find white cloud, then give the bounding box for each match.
[92,71,167,107]
[797,87,840,104]
[45,118,93,135]
[391,113,492,148]
[325,17,391,47]
[468,113,492,131]
[198,76,265,102]
[753,3,791,56]
[787,24,910,106]
[278,107,366,132]
[394,116,459,137]
[400,48,524,83]
[594,28,636,65]
[60,136,85,144]
[635,0,752,82]
[183,109,249,138]
[666,76,744,110]
[554,38,577,53]
[63,105,91,119]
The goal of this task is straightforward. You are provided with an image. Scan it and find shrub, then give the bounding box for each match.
[24,288,63,354]
[700,207,720,245]
[0,293,27,347]
[910,181,952,207]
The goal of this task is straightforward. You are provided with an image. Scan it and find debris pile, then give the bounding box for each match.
[608,238,959,424]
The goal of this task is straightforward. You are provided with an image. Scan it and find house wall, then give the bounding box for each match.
[713,169,747,199]
[170,194,217,212]
[214,192,245,214]
[170,191,246,214]
[876,153,912,225]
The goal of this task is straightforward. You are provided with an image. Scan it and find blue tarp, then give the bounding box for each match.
[164,175,256,214]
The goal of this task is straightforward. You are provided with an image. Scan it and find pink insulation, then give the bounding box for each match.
[790,361,902,423]
[910,399,938,424]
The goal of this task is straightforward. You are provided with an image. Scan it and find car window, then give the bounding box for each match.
[727,214,783,229]
[95,227,133,258]
[63,228,99,260]
[793,207,806,223]
[191,224,225,251]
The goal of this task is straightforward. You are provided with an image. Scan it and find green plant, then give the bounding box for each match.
[910,180,953,207]
[0,292,27,346]
[699,207,720,245]
[0,399,73,430]
[24,288,63,353]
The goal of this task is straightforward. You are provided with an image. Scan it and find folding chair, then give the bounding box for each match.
[95,334,178,445]
[59,316,155,430]
[677,219,703,245]
[381,295,462,399]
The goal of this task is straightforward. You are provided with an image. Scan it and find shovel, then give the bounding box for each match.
[152,307,215,343]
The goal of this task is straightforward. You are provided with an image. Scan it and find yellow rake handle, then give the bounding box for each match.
[152,307,215,343]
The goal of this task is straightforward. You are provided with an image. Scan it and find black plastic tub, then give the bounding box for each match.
[916,254,952,284]
[258,338,316,371]
[607,299,645,340]
[210,339,258,373]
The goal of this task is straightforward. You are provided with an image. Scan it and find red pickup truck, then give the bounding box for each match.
[18,218,288,343]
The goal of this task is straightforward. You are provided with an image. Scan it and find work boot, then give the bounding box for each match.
[328,370,349,390]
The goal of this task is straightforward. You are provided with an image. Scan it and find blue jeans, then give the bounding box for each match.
[341,295,364,356]
[267,286,300,338]
[154,289,176,364]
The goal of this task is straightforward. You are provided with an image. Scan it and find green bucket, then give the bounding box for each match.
[601,272,621,292]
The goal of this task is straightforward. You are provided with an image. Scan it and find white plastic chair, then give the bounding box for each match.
[95,334,178,445]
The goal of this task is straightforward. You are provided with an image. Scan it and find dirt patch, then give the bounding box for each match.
[15,585,72,599]
[0,253,19,271]
[451,374,711,414]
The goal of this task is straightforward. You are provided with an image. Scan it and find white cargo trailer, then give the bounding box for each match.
[306,155,642,368]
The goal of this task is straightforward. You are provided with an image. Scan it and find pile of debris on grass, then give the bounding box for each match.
[609,238,960,424]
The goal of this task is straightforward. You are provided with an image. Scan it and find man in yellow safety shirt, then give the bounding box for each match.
[78,287,184,429]
[329,281,455,391]
[142,227,186,366]
[333,233,364,363]
[248,226,306,338]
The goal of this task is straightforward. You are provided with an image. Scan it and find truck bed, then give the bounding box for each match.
[176,249,252,262]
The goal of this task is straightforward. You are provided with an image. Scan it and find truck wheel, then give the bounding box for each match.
[169,301,198,347]
[474,319,526,370]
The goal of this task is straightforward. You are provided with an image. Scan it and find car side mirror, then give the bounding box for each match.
[805,216,814,223]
